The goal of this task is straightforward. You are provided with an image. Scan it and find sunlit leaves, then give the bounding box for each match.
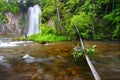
[85,45,96,57]
[27,33,69,42]
[66,12,92,38]
[38,0,120,40]
[40,0,55,22]
[68,0,80,6]
[40,24,56,34]
[70,12,91,28]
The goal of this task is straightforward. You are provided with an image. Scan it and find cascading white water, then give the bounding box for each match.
[25,5,41,36]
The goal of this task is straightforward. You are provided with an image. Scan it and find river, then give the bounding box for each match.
[0,38,119,80]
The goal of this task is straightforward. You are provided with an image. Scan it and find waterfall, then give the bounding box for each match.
[25,5,41,36]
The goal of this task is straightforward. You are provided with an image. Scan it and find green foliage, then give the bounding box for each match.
[72,45,96,61]
[0,0,19,24]
[67,0,80,8]
[72,49,84,61]
[7,3,19,14]
[0,0,8,23]
[0,0,119,41]
[66,12,92,39]
[85,45,96,57]
[27,33,69,42]
[70,12,91,28]
[68,0,80,5]
[0,14,7,24]
[103,3,120,38]
[113,25,120,37]
[26,24,69,42]
[40,24,56,34]
[40,0,55,22]
[93,34,106,40]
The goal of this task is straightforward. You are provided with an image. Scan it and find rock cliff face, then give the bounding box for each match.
[0,12,24,36]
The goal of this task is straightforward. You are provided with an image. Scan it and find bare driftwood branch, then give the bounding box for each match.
[74,24,85,49]
[74,24,101,80]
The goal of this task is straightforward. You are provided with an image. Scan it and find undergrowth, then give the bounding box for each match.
[27,33,70,42]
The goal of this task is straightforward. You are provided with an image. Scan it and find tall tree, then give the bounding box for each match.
[56,0,62,31]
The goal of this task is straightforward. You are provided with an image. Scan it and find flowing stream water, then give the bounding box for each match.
[0,38,119,80]
[87,41,120,80]
[0,38,94,80]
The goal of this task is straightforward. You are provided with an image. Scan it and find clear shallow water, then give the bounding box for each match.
[0,39,94,80]
[84,41,120,80]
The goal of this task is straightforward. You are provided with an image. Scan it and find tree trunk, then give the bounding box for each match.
[56,0,60,23]
[56,0,62,31]
[92,0,96,39]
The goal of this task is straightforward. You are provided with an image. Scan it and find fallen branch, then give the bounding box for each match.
[74,24,101,80]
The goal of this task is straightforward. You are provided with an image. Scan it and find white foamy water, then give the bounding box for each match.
[0,41,32,48]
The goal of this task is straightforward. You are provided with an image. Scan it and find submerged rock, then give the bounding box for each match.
[0,56,11,68]
[22,54,36,63]
[22,54,58,63]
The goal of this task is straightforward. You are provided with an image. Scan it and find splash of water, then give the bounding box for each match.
[25,5,41,36]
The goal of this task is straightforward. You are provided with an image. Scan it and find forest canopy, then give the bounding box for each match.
[0,0,120,41]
